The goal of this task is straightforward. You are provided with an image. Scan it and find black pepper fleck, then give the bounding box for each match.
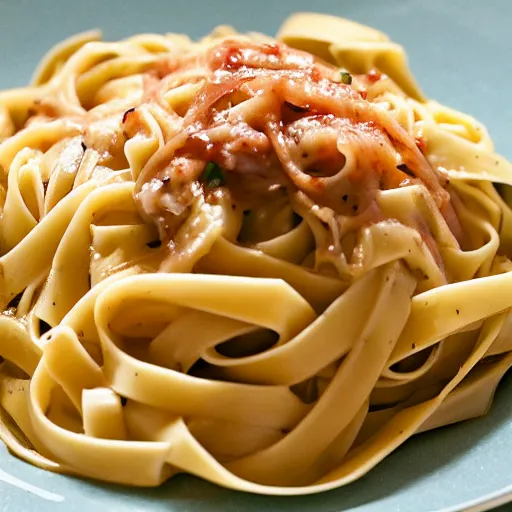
[81,141,87,151]
[456,309,460,315]
[342,194,348,202]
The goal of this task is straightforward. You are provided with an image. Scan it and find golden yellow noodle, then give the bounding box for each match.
[0,12,512,495]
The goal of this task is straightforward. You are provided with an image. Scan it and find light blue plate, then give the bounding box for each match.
[1,0,511,510]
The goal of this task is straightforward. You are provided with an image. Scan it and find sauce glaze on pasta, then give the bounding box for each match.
[0,12,512,495]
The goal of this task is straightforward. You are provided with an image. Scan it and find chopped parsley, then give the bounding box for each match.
[340,71,353,85]
[203,162,225,189]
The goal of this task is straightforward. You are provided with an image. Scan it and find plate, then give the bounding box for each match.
[0,0,511,510]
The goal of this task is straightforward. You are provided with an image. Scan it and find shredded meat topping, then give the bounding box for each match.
[133,39,461,259]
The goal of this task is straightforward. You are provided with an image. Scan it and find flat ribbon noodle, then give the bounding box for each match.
[0,11,511,498]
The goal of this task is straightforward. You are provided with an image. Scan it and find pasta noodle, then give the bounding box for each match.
[0,11,512,495]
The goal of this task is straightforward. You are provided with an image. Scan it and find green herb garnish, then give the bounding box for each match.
[203,161,224,189]
[340,71,353,85]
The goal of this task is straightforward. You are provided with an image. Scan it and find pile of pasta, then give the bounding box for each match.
[1,12,512,495]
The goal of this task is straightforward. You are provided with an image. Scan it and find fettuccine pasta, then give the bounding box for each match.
[0,12,512,495]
